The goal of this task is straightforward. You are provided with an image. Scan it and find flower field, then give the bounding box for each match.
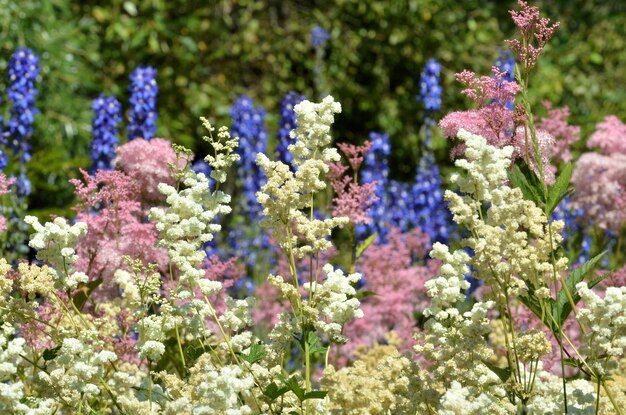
[3,1,626,413]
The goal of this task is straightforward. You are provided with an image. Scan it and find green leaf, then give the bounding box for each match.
[185,344,207,362]
[518,284,558,335]
[307,332,327,356]
[277,374,305,401]
[303,390,328,401]
[508,164,543,206]
[263,382,290,400]
[555,251,607,326]
[43,345,62,361]
[482,360,512,383]
[71,278,103,310]
[240,343,266,365]
[356,290,377,300]
[546,163,573,214]
[355,233,377,259]
[563,357,583,369]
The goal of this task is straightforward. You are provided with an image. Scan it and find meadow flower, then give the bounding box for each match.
[90,94,122,173]
[7,47,39,164]
[127,66,158,140]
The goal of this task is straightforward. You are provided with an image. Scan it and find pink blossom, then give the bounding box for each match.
[339,228,438,363]
[571,152,626,232]
[115,138,186,202]
[506,0,560,71]
[587,115,626,155]
[536,101,580,163]
[439,67,519,150]
[511,126,556,185]
[70,169,169,299]
[329,141,379,225]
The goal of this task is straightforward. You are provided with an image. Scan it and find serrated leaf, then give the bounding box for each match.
[355,233,377,259]
[518,285,558,335]
[563,357,583,369]
[303,390,328,401]
[482,360,512,383]
[555,251,607,326]
[508,164,543,206]
[277,374,305,401]
[185,344,207,362]
[263,382,290,400]
[71,278,103,310]
[43,345,62,361]
[307,332,327,356]
[241,343,266,365]
[546,163,573,214]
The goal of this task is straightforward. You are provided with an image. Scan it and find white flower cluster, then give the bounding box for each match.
[526,372,596,414]
[438,381,514,415]
[24,216,88,291]
[150,170,229,285]
[163,355,254,415]
[0,325,25,380]
[576,282,626,374]
[150,123,236,287]
[256,96,348,257]
[288,95,342,167]
[444,130,566,300]
[201,118,240,184]
[425,242,471,319]
[415,300,495,388]
[452,129,513,203]
[305,263,363,343]
[139,340,166,361]
[38,337,117,407]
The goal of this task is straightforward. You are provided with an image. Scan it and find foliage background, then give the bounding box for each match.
[2,0,626,217]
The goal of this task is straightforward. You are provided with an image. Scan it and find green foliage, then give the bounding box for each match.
[3,0,626,216]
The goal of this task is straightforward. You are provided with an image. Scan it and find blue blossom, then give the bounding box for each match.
[387,180,411,232]
[230,95,268,216]
[229,96,272,266]
[418,58,442,113]
[414,58,453,243]
[14,173,31,199]
[310,26,330,47]
[495,50,516,110]
[276,91,306,166]
[127,66,158,140]
[359,132,391,238]
[495,49,516,83]
[552,196,591,266]
[7,47,39,164]
[90,95,122,173]
[411,153,451,243]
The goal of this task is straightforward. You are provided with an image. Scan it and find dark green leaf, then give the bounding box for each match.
[303,390,328,401]
[518,285,558,335]
[508,164,543,206]
[71,278,103,310]
[185,344,207,362]
[43,345,62,361]
[240,343,266,365]
[307,332,327,356]
[263,382,290,400]
[277,374,305,401]
[355,233,377,259]
[482,360,512,383]
[546,163,573,214]
[555,251,607,326]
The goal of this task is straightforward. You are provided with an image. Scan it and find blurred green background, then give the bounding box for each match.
[2,0,626,217]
